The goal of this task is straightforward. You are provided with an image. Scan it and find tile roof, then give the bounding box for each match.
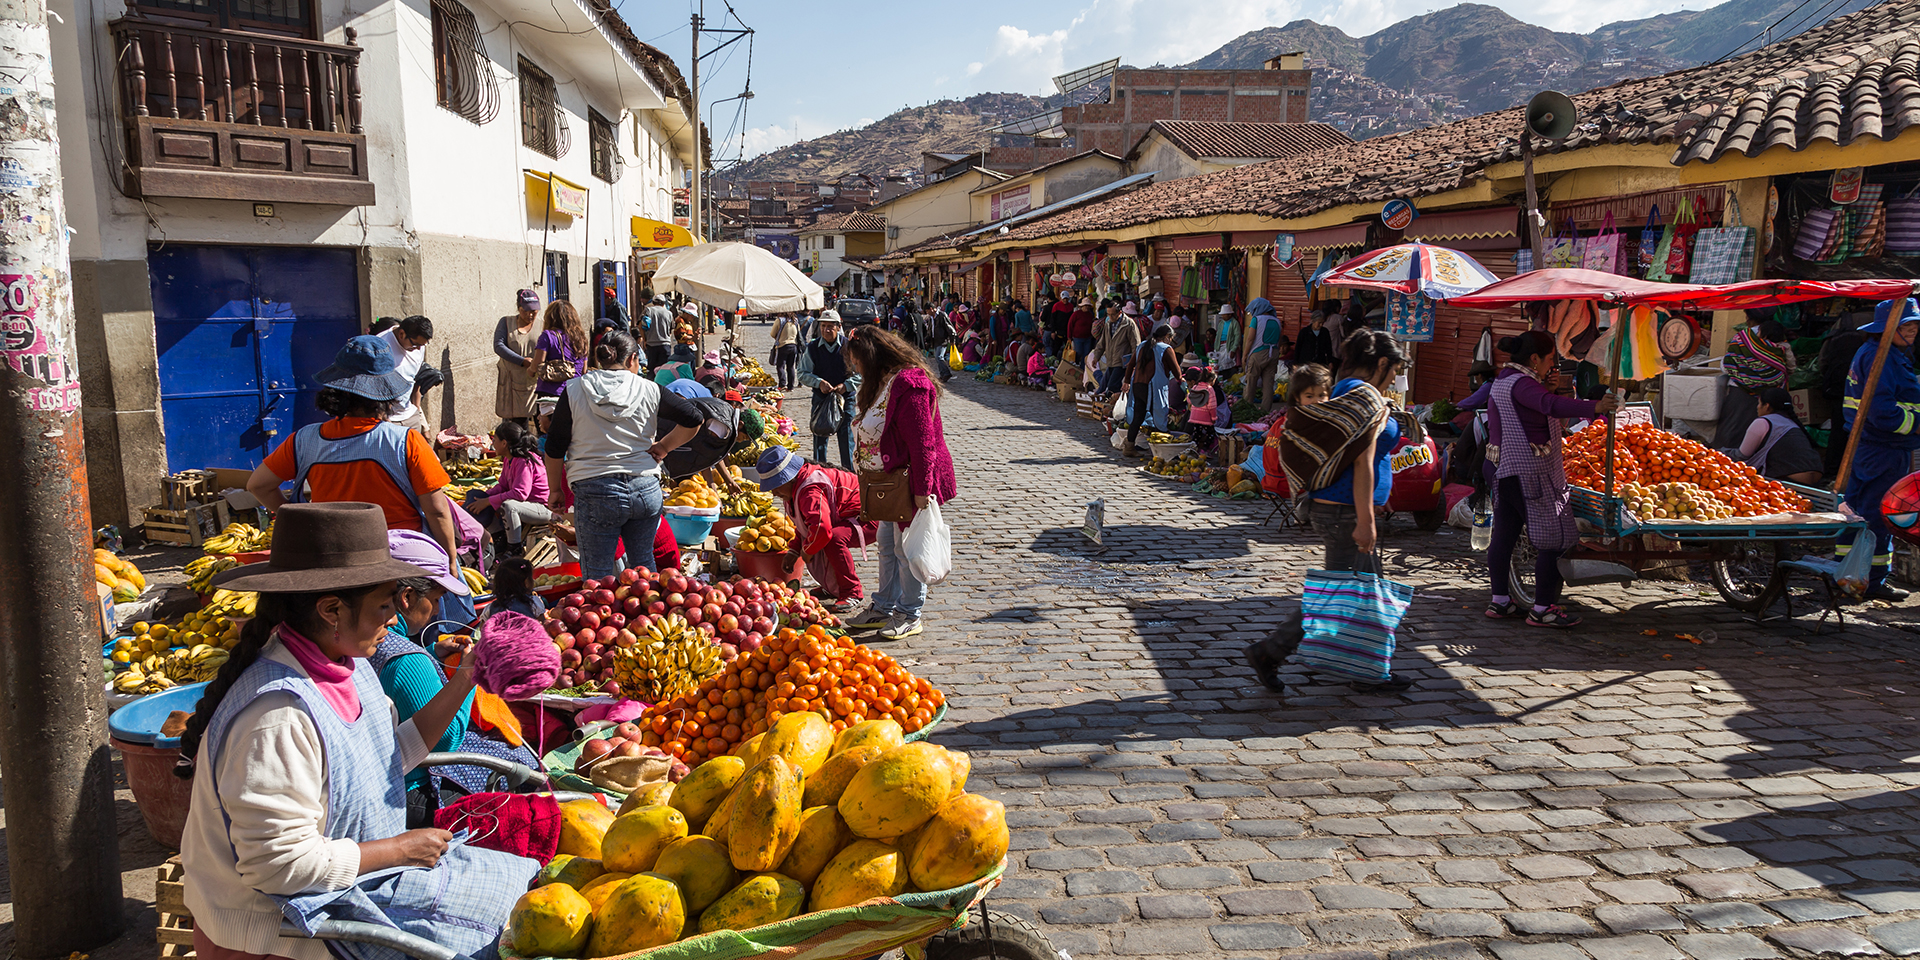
[945,0,1920,251]
[801,211,887,235]
[1143,121,1353,159]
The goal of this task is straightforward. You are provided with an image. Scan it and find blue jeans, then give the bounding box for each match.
[872,520,928,619]
[1072,337,1094,363]
[571,473,664,581]
[811,389,854,469]
[1099,365,1127,395]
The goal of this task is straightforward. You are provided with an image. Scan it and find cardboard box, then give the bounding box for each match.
[1790,388,1833,427]
[95,582,114,640]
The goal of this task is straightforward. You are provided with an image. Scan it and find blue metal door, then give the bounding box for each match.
[149,245,360,471]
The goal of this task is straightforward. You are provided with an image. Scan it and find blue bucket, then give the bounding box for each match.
[664,507,720,546]
[109,681,210,749]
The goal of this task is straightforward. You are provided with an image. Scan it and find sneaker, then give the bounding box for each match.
[1526,605,1583,628]
[844,604,893,629]
[1485,600,1523,620]
[1353,674,1415,693]
[1867,583,1912,602]
[877,613,924,640]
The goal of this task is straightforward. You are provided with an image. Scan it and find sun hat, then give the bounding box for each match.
[1218,303,1235,316]
[681,303,699,316]
[1152,293,1166,302]
[1860,297,1920,333]
[703,350,722,365]
[385,529,471,596]
[753,447,804,490]
[1122,302,1140,316]
[1468,359,1498,377]
[212,502,434,594]
[516,288,540,309]
[314,335,413,402]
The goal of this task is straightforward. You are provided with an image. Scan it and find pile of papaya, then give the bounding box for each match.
[506,712,1006,959]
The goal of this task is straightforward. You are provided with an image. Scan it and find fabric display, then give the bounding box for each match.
[1637,205,1664,277]
[1582,212,1624,274]
[1689,194,1757,284]
[1793,207,1842,261]
[1386,292,1436,342]
[1887,187,1920,255]
[1180,266,1201,299]
[1544,228,1583,269]
[1513,248,1535,274]
[1848,183,1887,259]
[1601,305,1671,381]
[1548,300,1598,358]
[1816,206,1854,264]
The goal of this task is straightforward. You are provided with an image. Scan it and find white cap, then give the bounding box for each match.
[817,309,843,324]
[1218,304,1235,315]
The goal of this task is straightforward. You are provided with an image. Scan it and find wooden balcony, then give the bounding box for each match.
[109,17,374,206]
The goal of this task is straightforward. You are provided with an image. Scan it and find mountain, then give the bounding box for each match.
[730,0,1876,180]
[722,92,1050,184]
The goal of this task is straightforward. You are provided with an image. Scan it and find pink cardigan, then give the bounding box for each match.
[876,368,957,507]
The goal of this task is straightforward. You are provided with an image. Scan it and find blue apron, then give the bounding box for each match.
[203,648,536,960]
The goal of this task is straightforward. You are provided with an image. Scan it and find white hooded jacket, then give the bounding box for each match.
[561,369,665,481]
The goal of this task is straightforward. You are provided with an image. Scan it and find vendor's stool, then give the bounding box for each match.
[1261,493,1305,529]
[1774,556,1849,633]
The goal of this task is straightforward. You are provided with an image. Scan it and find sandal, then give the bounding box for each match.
[1485,600,1524,620]
[1526,605,1583,628]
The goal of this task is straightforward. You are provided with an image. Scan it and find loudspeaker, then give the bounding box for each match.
[1526,91,1577,140]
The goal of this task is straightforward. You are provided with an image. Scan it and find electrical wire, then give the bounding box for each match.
[1710,0,1839,63]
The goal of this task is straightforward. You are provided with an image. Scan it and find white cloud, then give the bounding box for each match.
[966,62,984,76]
[741,123,803,159]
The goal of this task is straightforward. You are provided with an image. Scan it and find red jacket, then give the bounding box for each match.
[786,462,862,555]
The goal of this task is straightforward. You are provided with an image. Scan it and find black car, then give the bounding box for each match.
[834,298,881,328]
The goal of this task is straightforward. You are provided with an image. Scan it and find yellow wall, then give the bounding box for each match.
[846,231,886,257]
[873,172,991,251]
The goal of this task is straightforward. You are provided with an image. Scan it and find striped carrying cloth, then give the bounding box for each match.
[1278,382,1390,501]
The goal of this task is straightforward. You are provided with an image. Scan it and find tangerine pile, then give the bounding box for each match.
[636,624,945,766]
[1565,422,1810,516]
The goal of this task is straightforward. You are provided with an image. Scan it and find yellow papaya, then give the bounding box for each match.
[907,794,1008,892]
[837,742,952,840]
[585,873,683,956]
[831,719,904,757]
[802,745,883,810]
[762,712,834,776]
[809,839,909,911]
[670,756,746,831]
[536,854,605,890]
[727,755,802,872]
[697,873,805,934]
[600,805,689,874]
[777,806,855,886]
[556,798,616,859]
[618,780,675,815]
[733,731,768,768]
[651,835,737,914]
[576,871,632,913]
[507,882,593,958]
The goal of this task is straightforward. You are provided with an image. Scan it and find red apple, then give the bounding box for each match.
[579,610,601,630]
[615,629,638,648]
[682,606,703,625]
[702,602,722,621]
[740,633,764,652]
[559,606,582,626]
[752,617,774,634]
[544,619,567,638]
[717,614,739,633]
[618,568,643,586]
[722,601,742,618]
[723,627,746,644]
[607,612,627,630]
[648,600,667,615]
[590,588,616,606]
[717,643,738,660]
[560,649,582,667]
[596,604,613,618]
[562,592,585,608]
[668,575,689,594]
[623,596,645,616]
[574,628,596,648]
[596,625,619,645]
[602,680,623,697]
[665,592,685,607]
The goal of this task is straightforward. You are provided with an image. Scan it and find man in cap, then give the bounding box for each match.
[378,315,435,436]
[799,309,858,469]
[1088,298,1143,399]
[642,293,675,370]
[1839,297,1920,601]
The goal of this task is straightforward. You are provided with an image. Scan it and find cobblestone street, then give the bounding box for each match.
[782,323,1920,960]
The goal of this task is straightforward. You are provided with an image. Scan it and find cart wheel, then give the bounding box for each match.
[1508,529,1537,608]
[1709,542,1787,613]
[1414,507,1446,532]
[923,909,1062,960]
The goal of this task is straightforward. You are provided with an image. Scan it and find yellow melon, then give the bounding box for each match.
[727,755,802,872]
[809,840,909,912]
[585,874,683,956]
[556,798,616,859]
[777,806,855,887]
[697,873,805,934]
[506,883,593,958]
[762,712,835,776]
[803,745,884,810]
[670,756,746,831]
[831,719,904,757]
[575,871,632,913]
[600,805,689,874]
[906,794,1007,892]
[651,835,738,914]
[837,742,952,840]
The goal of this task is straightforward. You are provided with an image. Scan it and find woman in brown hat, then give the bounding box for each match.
[174,502,536,960]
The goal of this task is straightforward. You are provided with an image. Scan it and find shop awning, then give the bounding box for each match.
[1229,231,1276,250]
[1290,221,1370,250]
[525,170,587,218]
[1029,246,1094,265]
[810,263,851,284]
[632,217,694,249]
[1172,234,1225,253]
[1403,207,1518,242]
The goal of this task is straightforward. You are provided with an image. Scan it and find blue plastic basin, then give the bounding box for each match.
[109,681,209,748]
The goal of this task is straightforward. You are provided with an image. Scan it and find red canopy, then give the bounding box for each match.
[1446,268,1916,311]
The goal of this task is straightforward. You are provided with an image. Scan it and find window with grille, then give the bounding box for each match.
[822,235,834,249]
[589,109,619,182]
[519,58,562,158]
[431,0,497,124]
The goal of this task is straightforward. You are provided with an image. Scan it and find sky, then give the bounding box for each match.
[623,0,1709,166]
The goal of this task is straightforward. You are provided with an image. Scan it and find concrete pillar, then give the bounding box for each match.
[71,257,166,529]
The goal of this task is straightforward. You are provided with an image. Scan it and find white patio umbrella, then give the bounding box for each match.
[652,242,826,313]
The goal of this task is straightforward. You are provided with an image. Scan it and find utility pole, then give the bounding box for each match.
[0,0,127,954]
[689,8,701,245]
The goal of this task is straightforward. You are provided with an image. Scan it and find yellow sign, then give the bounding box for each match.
[631,217,694,249]
[524,170,588,218]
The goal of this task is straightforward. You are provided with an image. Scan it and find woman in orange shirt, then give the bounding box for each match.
[248,335,460,575]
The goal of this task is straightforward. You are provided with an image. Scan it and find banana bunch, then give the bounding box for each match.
[721,489,777,518]
[735,357,776,387]
[186,554,242,593]
[727,431,802,467]
[203,589,257,619]
[610,614,724,702]
[460,566,486,595]
[201,522,271,555]
[447,457,501,480]
[115,644,231,693]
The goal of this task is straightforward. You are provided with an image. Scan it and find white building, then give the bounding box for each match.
[51,0,703,525]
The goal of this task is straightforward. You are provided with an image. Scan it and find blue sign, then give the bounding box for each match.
[1382,199,1418,231]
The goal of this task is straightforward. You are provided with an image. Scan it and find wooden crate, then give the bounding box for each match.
[1076,393,1106,420]
[143,502,229,547]
[161,471,218,510]
[156,856,195,960]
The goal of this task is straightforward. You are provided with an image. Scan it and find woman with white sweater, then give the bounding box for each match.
[174,502,536,960]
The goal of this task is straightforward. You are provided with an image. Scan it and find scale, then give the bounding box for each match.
[1658,312,1702,361]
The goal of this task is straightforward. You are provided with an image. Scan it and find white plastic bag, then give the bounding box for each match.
[903,500,953,585]
[1836,527,1874,598]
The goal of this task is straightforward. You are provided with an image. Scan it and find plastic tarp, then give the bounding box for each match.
[652,242,827,313]
[1448,268,1918,310]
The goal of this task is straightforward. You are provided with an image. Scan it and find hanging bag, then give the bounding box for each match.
[1294,555,1414,684]
[1793,207,1842,260]
[1636,205,1664,277]
[1544,227,1582,269]
[1645,204,1680,281]
[1886,185,1920,256]
[1690,194,1758,284]
[1582,211,1624,274]
[1664,195,1701,278]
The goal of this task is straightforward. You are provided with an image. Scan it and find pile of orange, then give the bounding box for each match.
[635,624,945,766]
[1564,422,1809,516]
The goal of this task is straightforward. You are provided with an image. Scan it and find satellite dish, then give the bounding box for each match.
[1526,91,1577,140]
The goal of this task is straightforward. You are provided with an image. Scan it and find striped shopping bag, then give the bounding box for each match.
[1295,561,1414,684]
[1792,208,1840,261]
[1887,189,1920,255]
